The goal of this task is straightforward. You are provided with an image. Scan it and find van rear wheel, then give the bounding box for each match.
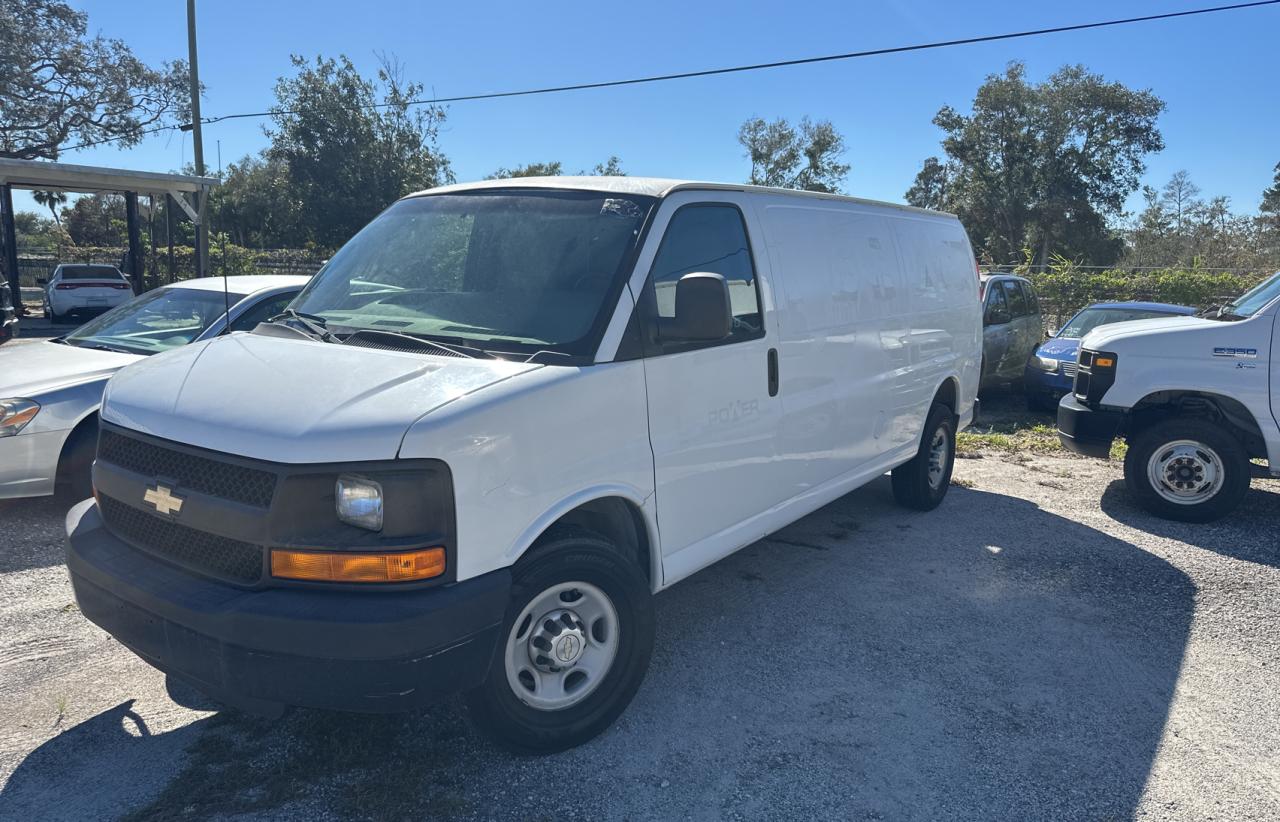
[891,403,956,511]
[465,527,654,754]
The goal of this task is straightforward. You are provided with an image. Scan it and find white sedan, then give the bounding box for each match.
[40,263,135,321]
[0,275,309,500]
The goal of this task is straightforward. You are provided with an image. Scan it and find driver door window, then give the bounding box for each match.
[643,204,762,353]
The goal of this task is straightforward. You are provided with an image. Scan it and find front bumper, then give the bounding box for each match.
[1056,396,1124,459]
[1023,364,1073,397]
[65,500,510,714]
[0,429,64,499]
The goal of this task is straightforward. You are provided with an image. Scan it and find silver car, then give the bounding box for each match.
[0,275,307,500]
[979,274,1045,391]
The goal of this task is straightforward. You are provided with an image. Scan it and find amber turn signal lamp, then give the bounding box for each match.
[1094,356,1115,367]
[271,547,446,583]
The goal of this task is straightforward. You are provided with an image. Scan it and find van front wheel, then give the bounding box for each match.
[891,403,956,511]
[466,528,654,754]
[1123,418,1250,522]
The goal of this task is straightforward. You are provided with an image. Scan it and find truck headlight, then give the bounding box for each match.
[336,474,384,531]
[1032,355,1060,371]
[0,398,40,437]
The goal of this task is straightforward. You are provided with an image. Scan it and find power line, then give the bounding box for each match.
[59,0,1280,153]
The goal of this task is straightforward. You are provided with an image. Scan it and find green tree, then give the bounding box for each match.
[1262,162,1280,226]
[207,154,298,248]
[738,116,849,193]
[486,161,564,179]
[266,54,452,249]
[588,156,625,176]
[907,62,1164,266]
[31,189,68,227]
[62,193,126,246]
[0,0,192,159]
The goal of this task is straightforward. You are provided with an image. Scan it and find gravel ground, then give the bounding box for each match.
[1,438,1278,820]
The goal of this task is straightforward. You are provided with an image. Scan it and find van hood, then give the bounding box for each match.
[101,332,541,463]
[1080,315,1212,352]
[0,339,140,397]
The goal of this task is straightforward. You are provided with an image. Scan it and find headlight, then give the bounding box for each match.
[0,398,40,437]
[336,474,384,531]
[1032,355,1060,371]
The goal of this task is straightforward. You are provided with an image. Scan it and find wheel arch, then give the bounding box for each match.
[933,375,961,415]
[507,487,660,590]
[1128,390,1268,459]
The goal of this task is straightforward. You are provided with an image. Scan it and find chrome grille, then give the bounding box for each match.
[1061,360,1078,378]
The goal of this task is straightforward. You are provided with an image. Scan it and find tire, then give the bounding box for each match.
[466,527,655,754]
[55,419,98,503]
[892,402,957,511]
[1123,417,1250,523]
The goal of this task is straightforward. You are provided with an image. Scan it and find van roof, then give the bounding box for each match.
[409,176,953,218]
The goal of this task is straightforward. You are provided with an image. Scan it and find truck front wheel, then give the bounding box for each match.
[466,527,655,753]
[1123,418,1250,523]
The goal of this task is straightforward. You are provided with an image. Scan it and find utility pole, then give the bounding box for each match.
[186,0,207,278]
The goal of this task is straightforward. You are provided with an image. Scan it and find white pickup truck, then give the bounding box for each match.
[1058,270,1280,522]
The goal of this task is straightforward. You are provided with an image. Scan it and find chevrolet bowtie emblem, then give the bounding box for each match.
[143,484,184,516]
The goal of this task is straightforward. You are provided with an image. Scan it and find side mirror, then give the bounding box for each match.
[984,306,1011,326]
[1045,328,1057,339]
[36,278,48,286]
[659,272,732,342]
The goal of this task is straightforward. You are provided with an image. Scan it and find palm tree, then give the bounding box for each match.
[31,189,68,227]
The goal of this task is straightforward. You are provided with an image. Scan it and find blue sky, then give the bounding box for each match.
[16,0,1280,219]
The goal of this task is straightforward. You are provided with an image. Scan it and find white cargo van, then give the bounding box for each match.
[1058,269,1280,522]
[65,178,981,752]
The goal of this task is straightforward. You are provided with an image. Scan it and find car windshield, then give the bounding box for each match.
[1058,307,1185,338]
[65,287,244,355]
[1222,270,1280,318]
[290,190,654,356]
[60,265,125,280]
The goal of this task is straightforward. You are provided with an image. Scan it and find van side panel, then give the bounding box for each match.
[753,197,979,500]
[755,200,905,494]
[887,214,982,435]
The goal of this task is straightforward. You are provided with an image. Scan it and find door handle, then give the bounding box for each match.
[767,348,779,397]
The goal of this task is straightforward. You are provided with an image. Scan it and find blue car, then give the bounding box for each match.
[1024,301,1196,411]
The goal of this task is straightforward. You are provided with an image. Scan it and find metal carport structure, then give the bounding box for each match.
[0,158,218,315]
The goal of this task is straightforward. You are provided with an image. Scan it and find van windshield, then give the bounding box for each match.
[1221,270,1280,319]
[290,190,654,356]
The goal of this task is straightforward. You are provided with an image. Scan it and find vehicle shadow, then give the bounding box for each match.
[1099,476,1280,568]
[0,496,77,573]
[0,480,1194,821]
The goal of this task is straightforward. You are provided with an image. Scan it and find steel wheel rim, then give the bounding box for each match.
[1146,439,1224,505]
[927,427,950,489]
[504,580,619,711]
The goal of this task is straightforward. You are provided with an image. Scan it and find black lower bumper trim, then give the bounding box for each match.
[66,500,509,713]
[1057,396,1124,459]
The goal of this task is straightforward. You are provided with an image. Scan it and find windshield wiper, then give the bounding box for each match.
[268,308,335,342]
[342,328,493,359]
[68,340,132,354]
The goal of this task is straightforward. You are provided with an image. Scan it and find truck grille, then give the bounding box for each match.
[98,429,277,508]
[98,495,264,584]
[1061,360,1078,378]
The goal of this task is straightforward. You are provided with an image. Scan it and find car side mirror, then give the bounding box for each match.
[1045,327,1057,339]
[659,272,732,342]
[36,278,47,286]
[984,306,1011,326]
